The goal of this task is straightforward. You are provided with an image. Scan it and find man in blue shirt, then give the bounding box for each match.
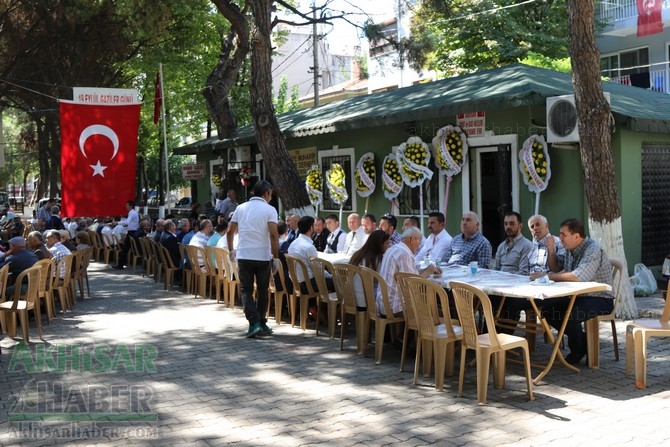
[1,236,38,294]
[443,211,492,268]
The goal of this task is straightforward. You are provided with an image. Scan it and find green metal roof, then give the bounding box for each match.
[175,63,670,154]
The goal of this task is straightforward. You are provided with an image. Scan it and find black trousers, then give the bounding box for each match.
[117,230,137,266]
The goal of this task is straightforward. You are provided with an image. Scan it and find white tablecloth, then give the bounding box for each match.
[317,251,351,265]
[433,265,611,300]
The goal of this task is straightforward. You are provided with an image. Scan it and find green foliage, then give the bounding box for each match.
[0,110,39,193]
[273,75,302,114]
[408,0,570,76]
[355,55,369,79]
[0,0,251,195]
[520,52,571,73]
[124,1,240,190]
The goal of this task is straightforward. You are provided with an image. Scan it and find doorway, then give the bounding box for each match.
[468,144,513,250]
[462,135,519,254]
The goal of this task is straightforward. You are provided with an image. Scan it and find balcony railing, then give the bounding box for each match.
[608,67,670,93]
[598,0,669,22]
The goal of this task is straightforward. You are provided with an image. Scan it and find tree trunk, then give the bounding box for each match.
[210,0,312,214]
[568,0,636,318]
[203,25,247,139]
[35,117,51,199]
[46,113,61,197]
[248,1,311,212]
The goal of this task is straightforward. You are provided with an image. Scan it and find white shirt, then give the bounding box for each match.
[67,221,78,239]
[414,229,452,263]
[344,228,368,256]
[101,225,114,246]
[216,233,238,251]
[288,233,318,283]
[119,208,140,231]
[189,231,210,269]
[113,224,127,242]
[231,197,278,261]
[324,227,347,254]
[377,242,418,315]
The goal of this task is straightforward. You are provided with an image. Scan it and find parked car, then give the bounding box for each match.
[147,194,177,208]
[174,196,192,209]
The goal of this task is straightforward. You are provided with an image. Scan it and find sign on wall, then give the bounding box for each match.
[182,163,206,180]
[289,147,318,176]
[456,111,486,137]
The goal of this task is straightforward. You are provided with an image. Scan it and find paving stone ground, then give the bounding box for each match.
[0,262,669,446]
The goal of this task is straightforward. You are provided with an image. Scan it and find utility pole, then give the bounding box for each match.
[312,5,320,107]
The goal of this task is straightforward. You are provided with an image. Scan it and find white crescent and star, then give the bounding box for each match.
[78,124,120,177]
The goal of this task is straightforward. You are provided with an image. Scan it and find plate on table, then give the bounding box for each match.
[530,280,554,286]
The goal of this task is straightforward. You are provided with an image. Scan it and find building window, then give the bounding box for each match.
[317,148,356,212]
[369,19,398,58]
[396,157,440,216]
[601,47,649,78]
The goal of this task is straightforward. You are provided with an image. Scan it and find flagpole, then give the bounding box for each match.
[159,63,171,215]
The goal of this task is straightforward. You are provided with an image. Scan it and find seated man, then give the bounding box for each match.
[311,217,330,252]
[402,215,425,251]
[26,231,53,260]
[377,227,440,318]
[10,216,25,238]
[287,216,333,293]
[160,220,182,269]
[361,213,377,235]
[488,212,534,333]
[527,214,564,273]
[0,236,38,294]
[280,213,300,253]
[45,206,65,230]
[323,214,346,254]
[532,218,614,365]
[443,211,492,268]
[414,211,452,263]
[379,214,402,246]
[343,213,367,256]
[45,230,72,279]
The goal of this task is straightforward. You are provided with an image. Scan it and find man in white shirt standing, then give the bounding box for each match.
[113,200,140,269]
[227,180,280,338]
[343,213,367,256]
[413,212,452,263]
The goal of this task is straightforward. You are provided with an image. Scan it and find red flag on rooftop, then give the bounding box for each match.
[637,0,663,37]
[153,71,162,125]
[60,101,141,217]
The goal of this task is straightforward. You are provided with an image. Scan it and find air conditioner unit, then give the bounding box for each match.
[546,93,610,143]
[227,146,251,170]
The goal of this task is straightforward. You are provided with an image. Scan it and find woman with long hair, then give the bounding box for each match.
[349,230,390,309]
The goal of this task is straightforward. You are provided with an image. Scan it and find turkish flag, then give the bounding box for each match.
[60,101,141,217]
[637,0,663,37]
[153,72,162,125]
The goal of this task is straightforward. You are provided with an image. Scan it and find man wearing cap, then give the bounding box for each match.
[0,236,38,291]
